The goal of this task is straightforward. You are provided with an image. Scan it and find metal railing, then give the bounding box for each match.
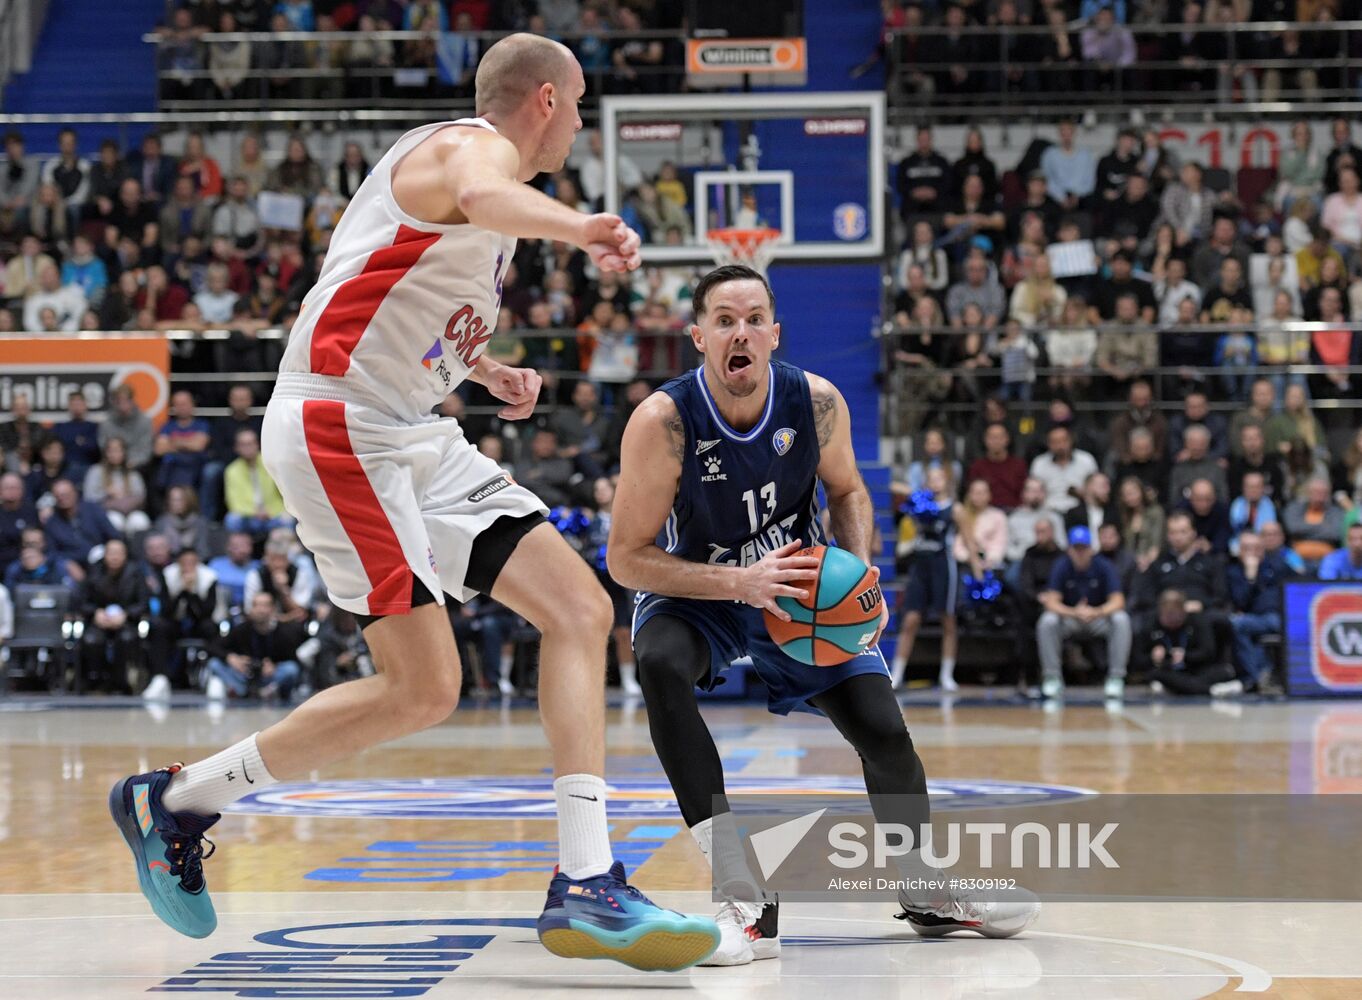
[876,318,1362,437]
[143,27,687,112]
[11,325,690,418]
[884,18,1362,120]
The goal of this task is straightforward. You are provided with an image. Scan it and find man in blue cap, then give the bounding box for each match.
[1036,524,1132,701]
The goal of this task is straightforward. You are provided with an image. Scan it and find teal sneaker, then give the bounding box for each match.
[537,861,720,971]
[108,764,219,938]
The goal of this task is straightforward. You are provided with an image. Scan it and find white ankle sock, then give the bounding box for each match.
[890,657,908,688]
[160,732,278,816]
[554,774,614,879]
[939,658,956,683]
[692,813,761,901]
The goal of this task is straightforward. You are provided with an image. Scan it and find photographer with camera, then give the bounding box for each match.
[204,591,304,702]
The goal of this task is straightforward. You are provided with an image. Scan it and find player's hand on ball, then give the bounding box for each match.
[738,539,821,622]
[580,213,642,273]
[486,364,542,420]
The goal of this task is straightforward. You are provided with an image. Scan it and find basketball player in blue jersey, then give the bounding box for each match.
[609,265,1040,966]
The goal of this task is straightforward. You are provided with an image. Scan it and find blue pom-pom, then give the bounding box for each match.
[547,507,591,537]
[901,489,942,521]
[963,570,1002,604]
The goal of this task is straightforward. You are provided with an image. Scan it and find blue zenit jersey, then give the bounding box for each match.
[656,360,825,568]
[911,500,955,554]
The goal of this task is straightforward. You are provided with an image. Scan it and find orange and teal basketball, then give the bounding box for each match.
[763,545,883,666]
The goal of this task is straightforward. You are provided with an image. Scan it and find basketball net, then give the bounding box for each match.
[706,227,782,275]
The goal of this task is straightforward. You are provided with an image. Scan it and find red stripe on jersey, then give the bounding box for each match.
[309,224,442,376]
[301,399,413,614]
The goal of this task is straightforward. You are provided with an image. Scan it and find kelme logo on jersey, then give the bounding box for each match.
[701,453,727,482]
[467,475,513,503]
[444,304,495,367]
[772,427,796,455]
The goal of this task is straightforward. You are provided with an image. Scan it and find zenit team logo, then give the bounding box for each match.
[228,776,1095,820]
[1310,587,1362,690]
[772,427,796,456]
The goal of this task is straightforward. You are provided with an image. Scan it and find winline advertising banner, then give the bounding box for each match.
[0,334,171,427]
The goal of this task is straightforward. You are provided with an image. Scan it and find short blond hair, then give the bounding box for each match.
[475,33,574,116]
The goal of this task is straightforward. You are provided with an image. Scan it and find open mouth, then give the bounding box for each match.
[726,352,753,375]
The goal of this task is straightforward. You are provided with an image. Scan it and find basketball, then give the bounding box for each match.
[763,545,883,666]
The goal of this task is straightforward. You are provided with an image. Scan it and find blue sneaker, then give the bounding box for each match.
[537,861,719,971]
[108,764,219,939]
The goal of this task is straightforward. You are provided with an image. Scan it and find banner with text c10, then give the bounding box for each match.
[0,334,171,427]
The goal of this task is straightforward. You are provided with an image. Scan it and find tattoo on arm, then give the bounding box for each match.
[812,389,836,447]
[663,411,685,462]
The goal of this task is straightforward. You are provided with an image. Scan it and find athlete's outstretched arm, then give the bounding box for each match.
[608,392,820,622]
[809,373,889,641]
[442,131,640,272]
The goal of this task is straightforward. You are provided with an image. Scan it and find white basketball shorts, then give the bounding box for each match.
[262,379,547,616]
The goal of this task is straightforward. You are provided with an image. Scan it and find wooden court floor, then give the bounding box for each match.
[2,691,1361,998]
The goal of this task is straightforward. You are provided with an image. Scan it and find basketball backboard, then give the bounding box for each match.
[599,92,886,266]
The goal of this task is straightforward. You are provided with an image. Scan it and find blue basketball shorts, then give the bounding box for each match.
[631,593,889,716]
[901,550,958,617]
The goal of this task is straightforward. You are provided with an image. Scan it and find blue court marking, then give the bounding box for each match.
[305,830,674,883]
[625,825,681,839]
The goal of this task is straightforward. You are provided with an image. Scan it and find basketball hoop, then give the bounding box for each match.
[707,227,782,275]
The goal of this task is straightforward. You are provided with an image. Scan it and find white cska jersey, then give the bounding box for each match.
[277,117,517,423]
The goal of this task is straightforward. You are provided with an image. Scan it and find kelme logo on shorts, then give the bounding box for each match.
[468,475,512,503]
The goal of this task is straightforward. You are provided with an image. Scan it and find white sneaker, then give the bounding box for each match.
[1041,677,1063,700]
[938,664,958,692]
[897,884,1040,939]
[619,664,643,696]
[699,899,779,966]
[1209,679,1245,698]
[141,673,171,701]
[1104,677,1125,701]
[1149,680,1165,696]
[498,676,515,696]
[205,675,227,701]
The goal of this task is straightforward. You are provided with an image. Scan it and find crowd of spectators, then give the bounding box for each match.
[0,123,696,386]
[887,115,1362,695]
[876,0,1356,103]
[893,382,1362,695]
[0,112,703,699]
[153,0,685,104]
[0,373,660,697]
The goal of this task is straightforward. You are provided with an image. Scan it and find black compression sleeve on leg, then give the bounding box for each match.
[809,672,930,843]
[634,614,727,829]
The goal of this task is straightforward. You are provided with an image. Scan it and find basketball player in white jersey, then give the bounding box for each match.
[109,34,720,972]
